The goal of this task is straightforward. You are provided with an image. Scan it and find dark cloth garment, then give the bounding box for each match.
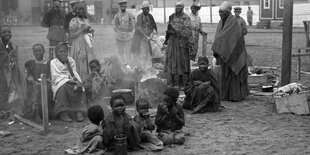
[155,103,184,132]
[183,69,220,113]
[130,13,157,56]
[103,112,141,151]
[48,40,60,60]
[0,39,24,111]
[41,7,67,42]
[64,12,76,33]
[23,60,54,118]
[54,82,87,116]
[164,13,193,76]
[211,13,249,101]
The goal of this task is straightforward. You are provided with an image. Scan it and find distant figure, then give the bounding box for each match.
[234,7,253,66]
[130,0,157,70]
[183,56,220,113]
[69,2,95,81]
[64,0,77,44]
[113,0,134,64]
[188,2,202,61]
[24,44,53,121]
[41,0,67,60]
[155,87,185,145]
[234,7,247,35]
[0,25,24,114]
[50,42,87,122]
[211,1,249,101]
[163,2,193,89]
[247,6,254,26]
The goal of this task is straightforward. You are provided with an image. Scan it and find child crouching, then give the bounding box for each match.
[77,105,106,154]
[134,98,163,151]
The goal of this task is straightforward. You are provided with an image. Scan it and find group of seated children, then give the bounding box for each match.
[76,87,185,154]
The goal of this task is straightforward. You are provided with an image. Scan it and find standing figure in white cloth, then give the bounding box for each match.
[113,0,134,64]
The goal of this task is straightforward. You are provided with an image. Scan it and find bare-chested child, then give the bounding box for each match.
[134,98,163,151]
[155,87,185,145]
[103,94,141,151]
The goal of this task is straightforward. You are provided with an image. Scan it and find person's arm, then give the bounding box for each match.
[128,13,134,32]
[144,117,155,131]
[82,129,101,142]
[113,14,119,32]
[155,104,168,128]
[41,10,51,28]
[241,18,248,35]
[174,105,185,127]
[135,14,149,39]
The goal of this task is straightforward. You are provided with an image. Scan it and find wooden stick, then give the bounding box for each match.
[41,74,49,133]
[292,53,310,57]
[297,49,301,80]
[14,114,43,131]
[202,32,208,57]
[301,71,310,75]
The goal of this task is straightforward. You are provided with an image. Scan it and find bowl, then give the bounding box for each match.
[262,85,273,92]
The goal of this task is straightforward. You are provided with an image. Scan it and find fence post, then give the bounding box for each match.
[297,49,301,80]
[41,74,49,133]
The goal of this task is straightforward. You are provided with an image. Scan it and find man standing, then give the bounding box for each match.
[211,1,249,101]
[41,0,67,60]
[113,0,134,64]
[188,2,202,61]
[64,0,77,42]
[130,1,157,70]
[247,6,254,26]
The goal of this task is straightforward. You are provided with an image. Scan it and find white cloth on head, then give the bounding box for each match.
[141,1,150,9]
[219,1,232,11]
[175,1,184,7]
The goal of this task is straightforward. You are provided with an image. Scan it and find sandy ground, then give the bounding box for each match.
[1,24,310,155]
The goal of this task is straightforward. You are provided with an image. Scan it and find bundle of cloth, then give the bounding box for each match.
[274,83,308,97]
[150,34,165,58]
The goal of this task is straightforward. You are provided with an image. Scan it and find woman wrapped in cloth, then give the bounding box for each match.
[183,56,220,113]
[50,42,87,122]
[163,2,194,90]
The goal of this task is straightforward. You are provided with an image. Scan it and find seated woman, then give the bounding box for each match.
[24,43,53,121]
[50,42,87,122]
[183,56,220,113]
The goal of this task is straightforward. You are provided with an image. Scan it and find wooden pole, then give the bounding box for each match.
[281,0,294,86]
[41,74,49,133]
[163,0,166,23]
[202,32,208,56]
[110,0,113,24]
[14,114,44,131]
[297,49,301,80]
[210,0,213,24]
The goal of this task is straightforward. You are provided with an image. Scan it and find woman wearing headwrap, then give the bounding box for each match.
[188,2,202,61]
[211,1,249,101]
[163,2,193,89]
[130,0,157,70]
[183,56,220,113]
[69,2,95,81]
[50,42,87,122]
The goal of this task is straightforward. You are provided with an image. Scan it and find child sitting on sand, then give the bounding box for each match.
[77,105,106,154]
[134,98,163,151]
[103,94,141,151]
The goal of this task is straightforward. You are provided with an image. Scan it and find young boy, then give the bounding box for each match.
[134,98,163,151]
[103,94,141,151]
[155,87,185,145]
[77,105,106,154]
[24,43,53,121]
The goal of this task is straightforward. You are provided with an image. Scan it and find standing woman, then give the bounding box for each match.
[69,2,95,81]
[163,2,193,89]
[0,25,24,112]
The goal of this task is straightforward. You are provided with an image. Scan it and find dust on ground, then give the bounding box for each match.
[1,24,310,155]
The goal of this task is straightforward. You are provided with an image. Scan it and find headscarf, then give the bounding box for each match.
[141,1,150,9]
[219,1,232,12]
[175,1,184,8]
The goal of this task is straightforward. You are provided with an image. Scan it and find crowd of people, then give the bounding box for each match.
[0,0,253,153]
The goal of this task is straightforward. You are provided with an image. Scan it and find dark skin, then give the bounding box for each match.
[191,6,199,15]
[219,10,230,20]
[194,63,210,86]
[112,99,126,116]
[89,62,100,73]
[161,94,184,126]
[56,45,79,84]
[142,7,150,15]
[175,5,184,15]
[0,26,12,46]
[120,3,127,13]
[33,45,45,62]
